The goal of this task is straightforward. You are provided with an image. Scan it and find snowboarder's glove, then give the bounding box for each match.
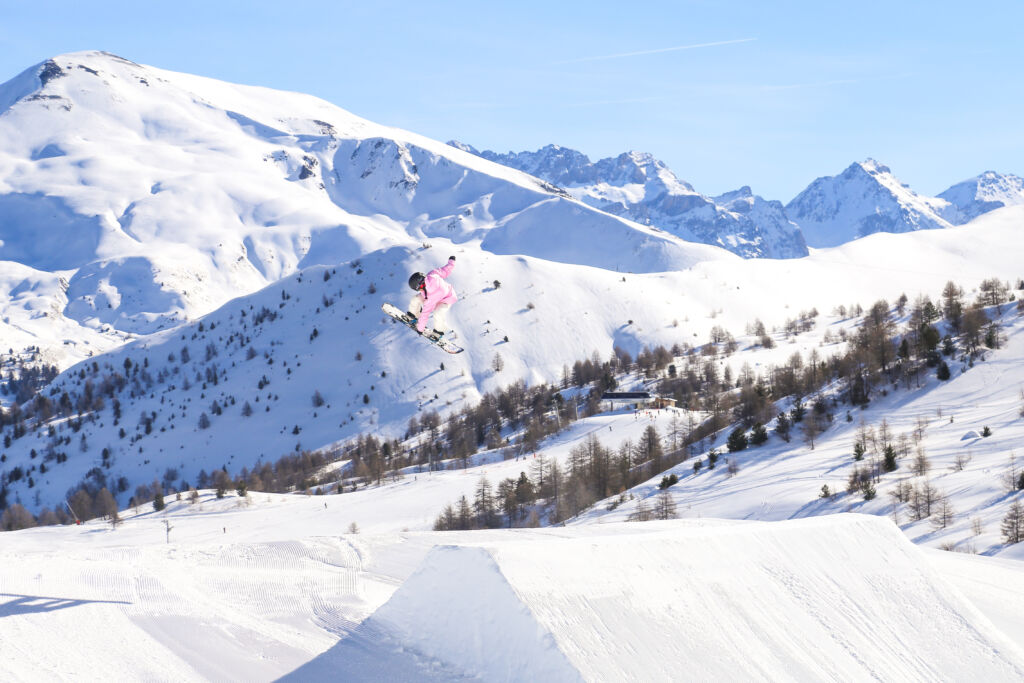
[448,255,455,261]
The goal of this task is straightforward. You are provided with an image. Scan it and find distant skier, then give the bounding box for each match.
[405,256,457,341]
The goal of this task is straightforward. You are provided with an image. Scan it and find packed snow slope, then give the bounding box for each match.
[3,499,1024,682]
[362,516,1023,682]
[0,51,721,367]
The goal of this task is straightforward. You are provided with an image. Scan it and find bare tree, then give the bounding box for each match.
[941,280,964,332]
[977,277,1009,312]
[931,494,955,530]
[888,487,901,525]
[912,447,931,477]
[802,410,824,450]
[93,488,119,525]
[654,490,678,520]
[1005,452,1020,493]
[909,480,940,521]
[629,498,654,522]
[953,451,971,472]
[0,503,36,531]
[668,412,683,453]
[971,516,984,536]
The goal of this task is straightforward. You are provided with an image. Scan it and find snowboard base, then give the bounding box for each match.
[382,303,464,354]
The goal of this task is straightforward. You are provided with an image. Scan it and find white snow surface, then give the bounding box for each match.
[938,171,1024,223]
[363,516,1024,682]
[787,159,956,248]
[4,500,1024,682]
[465,143,808,259]
[3,53,1024,681]
[0,51,720,367]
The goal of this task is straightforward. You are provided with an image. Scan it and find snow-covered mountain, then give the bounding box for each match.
[939,171,1024,223]
[3,51,1024,522]
[454,143,808,259]
[5,52,1024,681]
[0,52,722,369]
[785,159,957,248]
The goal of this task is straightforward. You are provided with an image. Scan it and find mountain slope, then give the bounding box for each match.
[939,171,1024,223]
[0,52,720,369]
[457,143,808,259]
[3,202,1023,516]
[786,159,956,248]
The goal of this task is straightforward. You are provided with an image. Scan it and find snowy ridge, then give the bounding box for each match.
[786,159,956,248]
[458,142,808,259]
[939,171,1024,223]
[0,51,718,368]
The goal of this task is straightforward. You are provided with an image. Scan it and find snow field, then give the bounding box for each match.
[0,530,385,681]
[5,478,1024,680]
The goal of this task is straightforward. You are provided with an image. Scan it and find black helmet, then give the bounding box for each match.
[408,272,425,290]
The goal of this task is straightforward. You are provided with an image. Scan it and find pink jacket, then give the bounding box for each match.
[415,258,457,331]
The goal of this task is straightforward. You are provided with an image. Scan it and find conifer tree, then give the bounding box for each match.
[456,495,473,530]
[749,422,768,446]
[514,471,535,517]
[775,412,792,442]
[474,477,497,528]
[1001,499,1024,544]
[883,445,898,472]
[726,427,748,452]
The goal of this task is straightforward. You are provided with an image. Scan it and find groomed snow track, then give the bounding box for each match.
[293,515,1024,682]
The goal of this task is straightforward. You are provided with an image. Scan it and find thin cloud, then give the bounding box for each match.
[759,73,916,92]
[557,38,756,65]
[759,78,863,91]
[562,96,665,108]
[445,96,665,110]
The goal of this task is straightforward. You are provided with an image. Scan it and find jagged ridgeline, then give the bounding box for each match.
[455,143,1024,256]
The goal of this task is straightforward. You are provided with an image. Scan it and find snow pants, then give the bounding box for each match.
[408,295,451,333]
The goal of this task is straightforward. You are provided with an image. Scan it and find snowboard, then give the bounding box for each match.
[381,302,464,354]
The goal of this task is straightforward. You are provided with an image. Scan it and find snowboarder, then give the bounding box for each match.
[406,256,457,341]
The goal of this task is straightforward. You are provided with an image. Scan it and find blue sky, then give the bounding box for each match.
[1,0,1021,201]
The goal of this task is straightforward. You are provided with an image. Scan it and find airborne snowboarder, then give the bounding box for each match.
[404,255,457,341]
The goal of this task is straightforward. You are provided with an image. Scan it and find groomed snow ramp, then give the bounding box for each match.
[369,515,1024,682]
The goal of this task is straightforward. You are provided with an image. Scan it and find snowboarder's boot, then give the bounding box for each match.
[403,311,417,324]
[426,329,445,342]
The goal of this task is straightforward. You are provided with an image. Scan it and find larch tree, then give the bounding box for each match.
[654,489,678,520]
[931,494,955,530]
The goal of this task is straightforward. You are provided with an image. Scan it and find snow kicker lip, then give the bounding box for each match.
[357,516,1024,682]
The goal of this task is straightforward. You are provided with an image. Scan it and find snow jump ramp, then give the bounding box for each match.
[306,515,1024,681]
